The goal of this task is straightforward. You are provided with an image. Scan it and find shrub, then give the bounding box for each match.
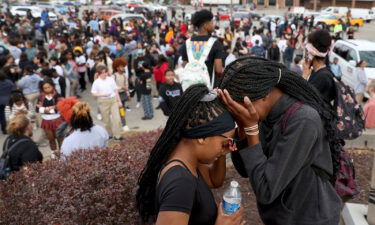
[0,130,161,225]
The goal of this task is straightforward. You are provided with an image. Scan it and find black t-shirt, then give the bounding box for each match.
[180,35,224,79]
[156,165,217,225]
[5,135,43,172]
[159,82,183,116]
[139,71,152,95]
[308,67,335,104]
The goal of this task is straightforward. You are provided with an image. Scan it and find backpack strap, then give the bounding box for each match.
[279,101,303,135]
[1,138,11,158]
[199,37,216,64]
[1,138,29,159]
[186,39,195,62]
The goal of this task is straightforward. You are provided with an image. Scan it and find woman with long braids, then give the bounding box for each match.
[217,56,342,225]
[136,84,245,225]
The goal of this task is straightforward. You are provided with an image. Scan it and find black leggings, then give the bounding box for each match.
[135,79,142,103]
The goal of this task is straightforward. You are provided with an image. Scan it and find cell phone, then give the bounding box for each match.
[304,48,314,64]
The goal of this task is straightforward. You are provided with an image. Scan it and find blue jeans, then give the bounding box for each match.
[141,94,153,118]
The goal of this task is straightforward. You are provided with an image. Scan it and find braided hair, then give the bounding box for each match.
[136,84,226,223]
[219,56,340,182]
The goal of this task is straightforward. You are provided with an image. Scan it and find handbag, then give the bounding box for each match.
[119,91,129,103]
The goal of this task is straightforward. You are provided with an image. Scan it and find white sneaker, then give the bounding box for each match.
[122,125,130,132]
[136,103,141,108]
[97,114,103,121]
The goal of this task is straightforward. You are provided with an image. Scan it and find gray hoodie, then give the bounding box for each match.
[231,95,342,225]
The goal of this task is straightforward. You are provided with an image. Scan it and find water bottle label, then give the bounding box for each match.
[222,200,240,214]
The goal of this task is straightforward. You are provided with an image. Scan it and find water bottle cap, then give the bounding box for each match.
[230,181,239,188]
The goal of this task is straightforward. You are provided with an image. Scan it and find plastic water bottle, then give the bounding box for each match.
[222,180,242,214]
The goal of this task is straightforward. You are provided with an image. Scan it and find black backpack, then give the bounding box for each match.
[0,138,29,180]
[331,75,365,140]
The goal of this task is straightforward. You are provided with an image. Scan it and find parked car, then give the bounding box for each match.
[132,6,155,14]
[54,4,69,15]
[98,9,122,20]
[321,6,349,15]
[330,39,375,96]
[127,2,144,8]
[233,4,254,11]
[109,13,145,22]
[249,11,261,20]
[232,12,250,28]
[349,8,374,23]
[10,6,57,20]
[260,15,285,24]
[217,5,229,13]
[314,14,363,29]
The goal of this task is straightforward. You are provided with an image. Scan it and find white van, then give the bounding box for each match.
[350,8,374,22]
[321,6,348,15]
[330,40,375,97]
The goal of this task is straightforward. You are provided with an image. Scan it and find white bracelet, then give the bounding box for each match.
[245,130,259,136]
[244,124,259,131]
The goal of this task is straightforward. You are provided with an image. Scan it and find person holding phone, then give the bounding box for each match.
[302,30,335,105]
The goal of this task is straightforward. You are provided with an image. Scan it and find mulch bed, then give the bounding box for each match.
[212,149,374,225]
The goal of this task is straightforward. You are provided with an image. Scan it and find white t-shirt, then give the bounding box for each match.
[86,58,95,70]
[91,76,118,98]
[61,125,109,156]
[278,39,287,53]
[53,65,64,77]
[251,35,263,46]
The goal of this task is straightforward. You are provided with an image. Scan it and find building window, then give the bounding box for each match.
[269,0,276,5]
[258,0,264,5]
[286,0,293,6]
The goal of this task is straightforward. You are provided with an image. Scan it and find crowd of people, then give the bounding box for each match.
[0,4,374,225]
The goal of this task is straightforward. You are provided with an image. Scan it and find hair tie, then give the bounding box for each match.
[200,90,217,102]
[277,68,282,84]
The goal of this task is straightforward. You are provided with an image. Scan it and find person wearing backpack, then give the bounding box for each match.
[302,30,335,105]
[302,30,363,200]
[218,56,342,225]
[180,9,224,89]
[1,115,42,176]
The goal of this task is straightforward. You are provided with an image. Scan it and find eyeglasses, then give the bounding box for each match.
[218,135,238,151]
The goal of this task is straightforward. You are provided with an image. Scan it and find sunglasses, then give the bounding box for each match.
[218,135,238,151]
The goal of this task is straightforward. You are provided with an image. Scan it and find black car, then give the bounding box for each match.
[249,11,261,20]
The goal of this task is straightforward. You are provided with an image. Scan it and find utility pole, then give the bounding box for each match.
[313,0,317,11]
[230,0,233,18]
[368,155,375,225]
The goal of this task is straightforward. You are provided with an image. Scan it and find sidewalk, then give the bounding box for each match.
[0,87,167,158]
[346,128,375,150]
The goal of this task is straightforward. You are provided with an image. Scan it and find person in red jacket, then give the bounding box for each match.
[153,55,169,92]
[180,22,188,37]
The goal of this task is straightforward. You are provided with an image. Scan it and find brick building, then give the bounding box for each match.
[251,0,375,9]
